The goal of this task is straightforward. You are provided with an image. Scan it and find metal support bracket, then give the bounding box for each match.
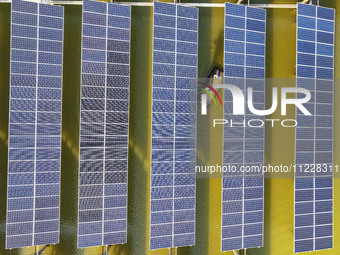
[0,0,299,8]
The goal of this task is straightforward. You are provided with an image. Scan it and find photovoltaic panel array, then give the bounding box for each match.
[222,3,265,251]
[6,0,64,249]
[150,2,198,250]
[294,3,334,253]
[78,0,130,248]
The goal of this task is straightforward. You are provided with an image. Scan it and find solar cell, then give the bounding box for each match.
[222,3,265,252]
[6,0,64,249]
[150,2,198,250]
[77,0,131,248]
[295,3,334,253]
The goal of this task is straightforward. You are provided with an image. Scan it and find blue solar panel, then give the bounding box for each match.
[150,2,198,250]
[295,3,334,253]
[222,3,265,252]
[77,0,130,248]
[6,0,64,249]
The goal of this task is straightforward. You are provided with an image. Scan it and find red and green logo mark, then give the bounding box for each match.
[198,82,222,106]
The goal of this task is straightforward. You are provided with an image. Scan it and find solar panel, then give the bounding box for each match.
[77,0,130,248]
[222,3,265,251]
[294,3,334,253]
[6,0,64,249]
[150,2,198,250]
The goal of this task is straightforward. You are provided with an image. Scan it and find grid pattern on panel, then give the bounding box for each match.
[78,0,130,248]
[6,0,64,249]
[294,3,334,253]
[150,2,198,250]
[222,3,265,252]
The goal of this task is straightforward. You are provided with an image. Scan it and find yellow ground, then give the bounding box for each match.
[0,0,340,255]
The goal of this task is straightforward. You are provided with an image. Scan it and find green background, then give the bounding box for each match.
[0,0,339,254]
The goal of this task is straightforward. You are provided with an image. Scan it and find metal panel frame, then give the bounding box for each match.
[222,2,266,251]
[294,3,335,253]
[150,2,198,250]
[77,0,131,248]
[6,0,64,248]
[0,1,300,9]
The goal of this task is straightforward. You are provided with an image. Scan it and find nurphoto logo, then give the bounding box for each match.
[199,80,313,128]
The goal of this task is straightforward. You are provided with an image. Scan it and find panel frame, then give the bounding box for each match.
[6,0,64,249]
[149,2,198,250]
[221,2,266,252]
[294,3,335,253]
[77,0,131,248]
